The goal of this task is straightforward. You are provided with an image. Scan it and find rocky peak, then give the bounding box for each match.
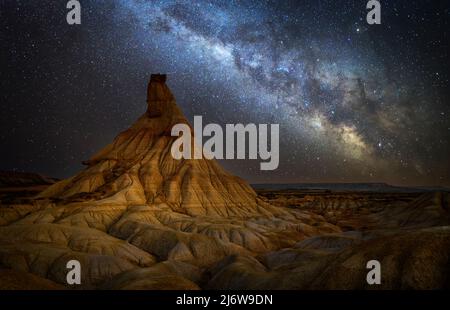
[147,74,174,118]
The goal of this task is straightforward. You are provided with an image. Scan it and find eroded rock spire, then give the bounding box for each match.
[147,74,174,117]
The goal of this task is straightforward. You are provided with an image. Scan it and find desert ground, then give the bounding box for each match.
[0,178,449,290]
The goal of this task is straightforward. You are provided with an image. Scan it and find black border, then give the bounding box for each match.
[1,290,446,308]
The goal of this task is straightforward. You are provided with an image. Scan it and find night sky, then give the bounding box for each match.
[1,0,449,186]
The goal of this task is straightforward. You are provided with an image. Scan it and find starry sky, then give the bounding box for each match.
[1,0,449,186]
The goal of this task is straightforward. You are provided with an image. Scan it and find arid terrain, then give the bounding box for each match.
[0,75,449,290]
[1,180,449,290]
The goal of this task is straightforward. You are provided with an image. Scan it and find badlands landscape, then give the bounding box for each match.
[0,76,449,290]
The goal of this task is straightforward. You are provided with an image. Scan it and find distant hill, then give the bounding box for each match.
[0,171,58,187]
[251,183,450,193]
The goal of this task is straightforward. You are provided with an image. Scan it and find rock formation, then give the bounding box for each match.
[0,75,448,289]
[38,74,276,217]
[0,171,57,187]
[0,75,339,289]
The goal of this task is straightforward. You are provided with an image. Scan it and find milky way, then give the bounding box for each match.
[1,0,449,186]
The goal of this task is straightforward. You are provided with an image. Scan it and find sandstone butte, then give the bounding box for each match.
[0,75,449,289]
